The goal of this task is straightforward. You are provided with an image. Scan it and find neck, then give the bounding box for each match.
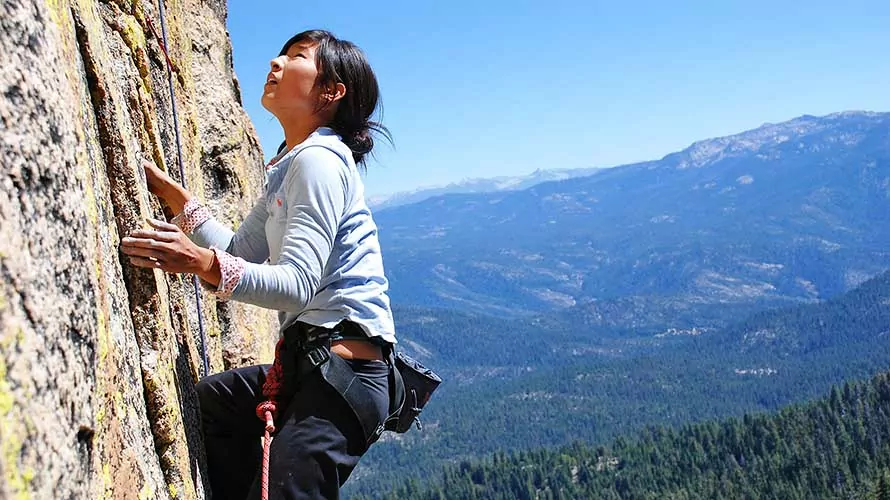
[279,117,326,152]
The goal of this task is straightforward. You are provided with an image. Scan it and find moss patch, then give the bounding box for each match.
[0,355,30,499]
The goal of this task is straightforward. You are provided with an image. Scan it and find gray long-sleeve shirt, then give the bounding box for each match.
[184,127,396,344]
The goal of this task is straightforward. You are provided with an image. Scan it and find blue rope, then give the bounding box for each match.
[154,0,211,377]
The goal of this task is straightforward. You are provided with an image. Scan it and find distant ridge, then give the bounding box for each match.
[368,166,603,211]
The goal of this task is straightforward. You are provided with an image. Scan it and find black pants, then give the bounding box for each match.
[196,358,390,500]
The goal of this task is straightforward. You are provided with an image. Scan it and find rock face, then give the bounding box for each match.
[0,0,277,498]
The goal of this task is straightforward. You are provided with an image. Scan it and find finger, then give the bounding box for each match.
[128,256,165,270]
[142,159,167,175]
[146,218,180,232]
[127,229,178,243]
[120,245,166,260]
[120,236,170,249]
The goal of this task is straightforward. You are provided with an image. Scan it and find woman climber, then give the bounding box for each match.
[120,30,396,499]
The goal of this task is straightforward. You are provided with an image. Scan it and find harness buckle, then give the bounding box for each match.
[305,346,330,368]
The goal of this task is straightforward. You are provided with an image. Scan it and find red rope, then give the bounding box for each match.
[255,337,287,500]
[259,407,275,500]
[144,16,176,74]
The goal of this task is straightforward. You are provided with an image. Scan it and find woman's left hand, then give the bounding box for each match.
[121,218,212,275]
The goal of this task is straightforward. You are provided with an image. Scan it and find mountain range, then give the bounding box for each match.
[376,111,890,327]
[342,110,890,497]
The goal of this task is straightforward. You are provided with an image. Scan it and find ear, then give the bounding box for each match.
[325,82,346,103]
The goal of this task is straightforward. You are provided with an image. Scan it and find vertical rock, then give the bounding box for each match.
[0,0,278,498]
[178,0,276,370]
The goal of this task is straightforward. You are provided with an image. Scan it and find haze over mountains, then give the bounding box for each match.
[367,166,603,211]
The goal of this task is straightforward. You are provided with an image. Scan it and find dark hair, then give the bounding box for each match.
[279,30,391,166]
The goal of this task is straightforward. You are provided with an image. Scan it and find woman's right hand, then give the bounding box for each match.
[143,159,178,200]
[142,159,191,214]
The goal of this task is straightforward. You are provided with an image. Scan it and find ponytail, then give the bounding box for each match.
[335,120,391,167]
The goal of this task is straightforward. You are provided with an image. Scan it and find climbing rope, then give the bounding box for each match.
[255,337,288,499]
[145,2,210,378]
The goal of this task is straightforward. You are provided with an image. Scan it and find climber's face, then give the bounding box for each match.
[261,41,344,123]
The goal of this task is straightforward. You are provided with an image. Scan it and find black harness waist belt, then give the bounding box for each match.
[282,321,403,449]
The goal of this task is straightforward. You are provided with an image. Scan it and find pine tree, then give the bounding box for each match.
[875,471,890,500]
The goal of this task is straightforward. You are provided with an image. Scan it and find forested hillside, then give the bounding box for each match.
[345,271,890,496]
[375,371,890,499]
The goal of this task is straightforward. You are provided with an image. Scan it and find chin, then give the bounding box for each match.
[260,96,274,113]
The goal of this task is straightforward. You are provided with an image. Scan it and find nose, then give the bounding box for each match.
[270,56,284,72]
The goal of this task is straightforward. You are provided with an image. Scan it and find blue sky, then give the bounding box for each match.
[227,0,890,197]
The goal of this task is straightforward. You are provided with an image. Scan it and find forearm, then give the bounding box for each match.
[193,247,221,288]
[170,199,238,253]
[160,183,192,215]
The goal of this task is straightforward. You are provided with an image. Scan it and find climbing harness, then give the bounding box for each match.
[254,321,440,498]
[253,323,392,498]
[145,1,210,377]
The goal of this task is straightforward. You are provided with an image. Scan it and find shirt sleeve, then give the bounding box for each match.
[173,196,271,265]
[171,198,213,234]
[198,246,246,299]
[227,146,348,311]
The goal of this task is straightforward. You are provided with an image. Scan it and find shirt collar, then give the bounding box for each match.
[266,127,341,170]
[311,126,340,139]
